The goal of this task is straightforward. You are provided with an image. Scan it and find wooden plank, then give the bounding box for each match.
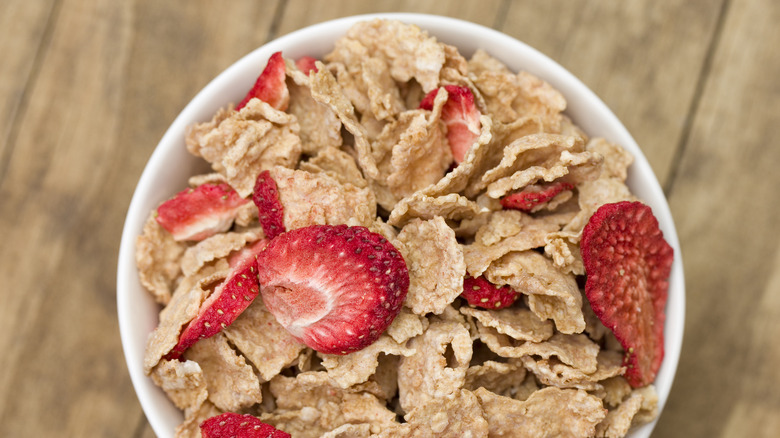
[0,0,280,436]
[500,0,725,185]
[276,0,504,36]
[654,0,780,436]
[0,0,56,175]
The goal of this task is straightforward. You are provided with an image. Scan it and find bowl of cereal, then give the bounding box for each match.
[118,13,684,438]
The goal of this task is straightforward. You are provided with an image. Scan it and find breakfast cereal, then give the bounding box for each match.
[136,18,673,438]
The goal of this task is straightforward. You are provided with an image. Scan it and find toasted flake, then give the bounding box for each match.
[307,64,378,179]
[136,212,186,304]
[173,401,221,438]
[144,269,225,373]
[601,376,633,407]
[222,299,305,381]
[320,423,372,438]
[484,250,585,333]
[475,322,599,373]
[474,209,527,246]
[397,320,472,411]
[388,192,484,228]
[270,166,376,230]
[595,390,646,438]
[587,137,634,181]
[150,359,207,412]
[184,332,262,412]
[475,386,606,437]
[460,306,554,343]
[180,228,262,277]
[544,230,585,275]
[464,214,564,278]
[397,217,466,315]
[299,146,368,188]
[327,19,446,92]
[521,350,625,391]
[465,360,527,397]
[386,307,429,344]
[371,90,450,210]
[266,371,397,436]
[320,335,414,389]
[286,66,344,155]
[402,389,489,437]
[185,99,302,197]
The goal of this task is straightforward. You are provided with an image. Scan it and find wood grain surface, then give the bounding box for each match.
[0,0,776,436]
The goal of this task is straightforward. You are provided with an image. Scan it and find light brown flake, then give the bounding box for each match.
[320,335,414,389]
[397,217,466,315]
[150,359,208,412]
[185,99,302,197]
[298,146,368,188]
[402,389,489,437]
[222,298,306,381]
[286,65,344,156]
[184,332,262,412]
[475,386,606,438]
[136,212,186,305]
[173,401,221,438]
[484,250,585,334]
[270,166,376,230]
[385,307,429,345]
[460,306,554,343]
[464,360,527,398]
[397,320,472,412]
[180,228,262,277]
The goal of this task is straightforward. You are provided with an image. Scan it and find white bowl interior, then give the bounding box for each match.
[118,13,685,438]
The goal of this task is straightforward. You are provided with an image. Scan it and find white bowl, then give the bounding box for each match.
[118,13,685,438]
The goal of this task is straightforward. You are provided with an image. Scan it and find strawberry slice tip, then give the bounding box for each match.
[461,276,519,309]
[419,85,481,164]
[155,183,249,242]
[252,170,285,240]
[165,239,268,360]
[581,201,673,388]
[200,412,290,438]
[500,181,574,212]
[235,51,289,112]
[256,224,409,355]
[295,56,319,75]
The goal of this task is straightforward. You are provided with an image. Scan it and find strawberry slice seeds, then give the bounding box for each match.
[235,51,289,112]
[500,181,574,212]
[165,239,268,360]
[155,183,249,241]
[201,412,290,438]
[581,201,673,387]
[256,224,409,355]
[461,276,519,309]
[252,170,285,240]
[419,85,481,164]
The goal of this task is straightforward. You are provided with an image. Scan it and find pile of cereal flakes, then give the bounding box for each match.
[136,19,668,438]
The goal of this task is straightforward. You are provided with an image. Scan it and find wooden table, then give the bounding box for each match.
[1,0,777,436]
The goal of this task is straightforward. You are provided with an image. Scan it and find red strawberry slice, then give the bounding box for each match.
[419,85,481,164]
[235,51,289,112]
[581,201,673,388]
[165,239,268,360]
[500,181,574,212]
[252,170,285,240]
[201,412,290,438]
[256,224,409,355]
[155,183,249,241]
[461,276,519,309]
[295,56,319,75]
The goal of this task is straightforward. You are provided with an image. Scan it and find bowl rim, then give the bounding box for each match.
[118,12,685,438]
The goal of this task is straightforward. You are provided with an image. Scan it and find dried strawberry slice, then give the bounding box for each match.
[295,56,319,75]
[235,51,289,111]
[165,239,268,360]
[155,183,249,241]
[256,224,409,355]
[252,170,285,240]
[201,412,290,438]
[461,276,519,309]
[419,85,481,164]
[500,181,574,212]
[581,201,673,387]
